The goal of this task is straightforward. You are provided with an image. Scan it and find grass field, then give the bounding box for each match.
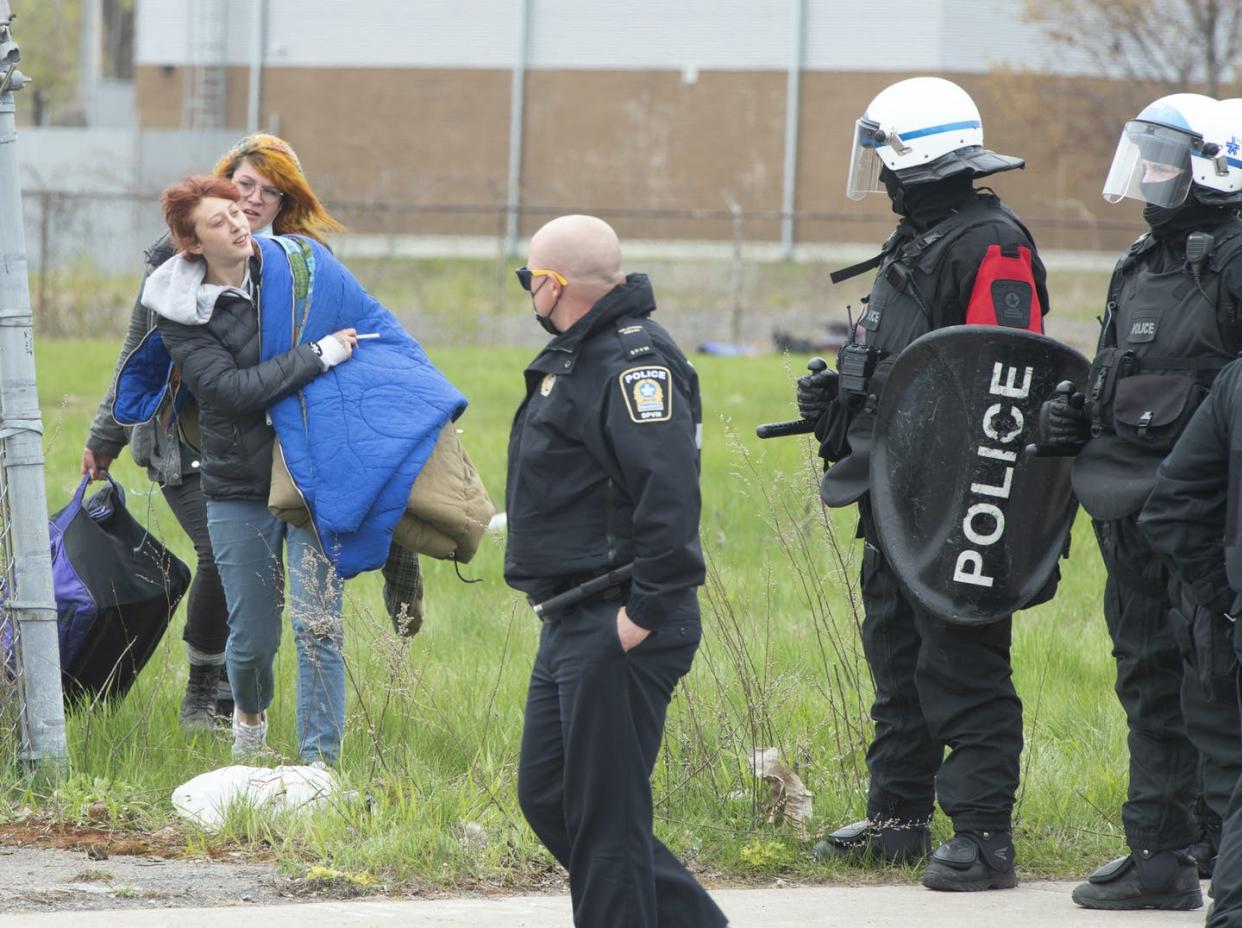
[0,321,1130,889]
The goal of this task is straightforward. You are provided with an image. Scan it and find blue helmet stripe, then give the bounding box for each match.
[861,119,981,148]
[901,119,981,141]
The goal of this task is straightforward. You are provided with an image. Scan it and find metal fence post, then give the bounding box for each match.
[0,2,68,774]
[503,0,530,256]
[780,0,805,260]
[722,192,745,346]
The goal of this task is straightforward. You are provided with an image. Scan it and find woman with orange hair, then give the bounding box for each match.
[210,133,344,242]
[82,135,344,732]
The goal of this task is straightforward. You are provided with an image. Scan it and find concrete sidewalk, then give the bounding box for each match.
[0,881,1210,927]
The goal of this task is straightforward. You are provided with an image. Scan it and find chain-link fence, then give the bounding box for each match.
[0,444,22,771]
[2,3,69,777]
[22,187,1132,357]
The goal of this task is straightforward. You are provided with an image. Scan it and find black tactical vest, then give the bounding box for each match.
[858,195,1035,355]
[821,195,1037,508]
[1105,228,1241,363]
[1072,220,1242,520]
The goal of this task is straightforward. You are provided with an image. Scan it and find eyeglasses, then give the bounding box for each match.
[234,176,285,204]
[515,266,568,292]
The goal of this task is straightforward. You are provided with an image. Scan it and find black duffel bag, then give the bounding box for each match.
[48,475,190,704]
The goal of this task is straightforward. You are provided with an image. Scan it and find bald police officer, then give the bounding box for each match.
[506,215,727,928]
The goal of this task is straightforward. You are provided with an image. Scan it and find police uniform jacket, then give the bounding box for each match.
[1140,358,1242,617]
[504,273,704,630]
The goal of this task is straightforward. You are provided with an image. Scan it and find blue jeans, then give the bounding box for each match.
[206,498,345,763]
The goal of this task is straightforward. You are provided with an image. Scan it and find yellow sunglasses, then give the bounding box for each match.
[515,266,568,291]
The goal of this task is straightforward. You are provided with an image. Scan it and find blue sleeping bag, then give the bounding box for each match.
[257,235,467,577]
[112,235,467,578]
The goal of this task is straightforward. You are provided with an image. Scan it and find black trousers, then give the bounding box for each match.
[858,511,1023,833]
[1095,516,1242,851]
[517,598,726,928]
[160,472,229,656]
[1204,632,1242,927]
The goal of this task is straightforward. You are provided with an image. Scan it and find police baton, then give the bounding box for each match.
[532,563,634,620]
[756,357,827,439]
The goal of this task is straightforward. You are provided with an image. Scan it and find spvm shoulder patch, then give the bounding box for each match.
[616,324,656,360]
[619,366,672,423]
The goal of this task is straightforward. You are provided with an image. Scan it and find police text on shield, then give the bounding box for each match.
[953,362,1033,589]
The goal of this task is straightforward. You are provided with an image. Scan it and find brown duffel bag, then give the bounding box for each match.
[268,424,495,563]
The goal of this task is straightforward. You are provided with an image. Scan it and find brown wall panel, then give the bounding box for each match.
[135,64,1240,250]
[260,68,513,237]
[520,69,787,242]
[136,64,514,236]
[134,64,186,128]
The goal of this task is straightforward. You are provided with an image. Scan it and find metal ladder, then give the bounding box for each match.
[181,0,229,129]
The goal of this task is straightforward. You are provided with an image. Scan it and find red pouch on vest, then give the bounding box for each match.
[965,244,1043,333]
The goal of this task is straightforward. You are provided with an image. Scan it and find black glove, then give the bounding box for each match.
[1038,382,1089,447]
[796,368,839,423]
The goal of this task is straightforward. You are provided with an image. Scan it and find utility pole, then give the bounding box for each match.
[0,2,68,775]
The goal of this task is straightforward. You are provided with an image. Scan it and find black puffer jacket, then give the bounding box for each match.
[154,253,325,501]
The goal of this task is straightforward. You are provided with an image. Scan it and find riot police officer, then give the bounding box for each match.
[1140,360,1242,927]
[1042,93,1242,911]
[797,76,1050,891]
[506,215,727,928]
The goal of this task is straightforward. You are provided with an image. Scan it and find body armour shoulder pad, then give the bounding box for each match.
[1116,233,1156,273]
[1207,219,1242,273]
[904,194,1034,275]
[615,322,658,361]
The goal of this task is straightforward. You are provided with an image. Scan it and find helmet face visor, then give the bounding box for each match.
[1102,121,1195,207]
[846,119,886,201]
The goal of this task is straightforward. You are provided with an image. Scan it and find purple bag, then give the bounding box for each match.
[4,476,191,704]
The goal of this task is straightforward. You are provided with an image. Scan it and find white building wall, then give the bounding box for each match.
[135,0,1085,75]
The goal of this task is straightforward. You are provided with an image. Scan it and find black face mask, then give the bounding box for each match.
[530,277,564,335]
[880,167,975,229]
[881,167,907,215]
[1142,202,1182,230]
[1139,175,1187,212]
[1142,188,1229,239]
[533,310,561,336]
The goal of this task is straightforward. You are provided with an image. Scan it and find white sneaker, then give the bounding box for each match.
[231,712,269,759]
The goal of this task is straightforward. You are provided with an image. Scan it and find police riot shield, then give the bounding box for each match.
[870,326,1089,625]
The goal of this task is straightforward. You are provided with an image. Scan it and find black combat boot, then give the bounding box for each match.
[1071,848,1203,910]
[1190,825,1220,880]
[812,819,932,864]
[214,664,235,720]
[921,830,1017,891]
[179,662,219,732]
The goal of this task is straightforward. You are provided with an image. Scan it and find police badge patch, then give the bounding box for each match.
[619,366,672,423]
[540,373,557,396]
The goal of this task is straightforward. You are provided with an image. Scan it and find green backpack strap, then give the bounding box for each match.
[271,235,318,340]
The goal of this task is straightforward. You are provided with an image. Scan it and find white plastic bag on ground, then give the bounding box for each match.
[749,747,814,837]
[172,764,337,830]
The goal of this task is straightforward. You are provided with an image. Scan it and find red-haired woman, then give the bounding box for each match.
[141,175,356,761]
[82,135,344,732]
